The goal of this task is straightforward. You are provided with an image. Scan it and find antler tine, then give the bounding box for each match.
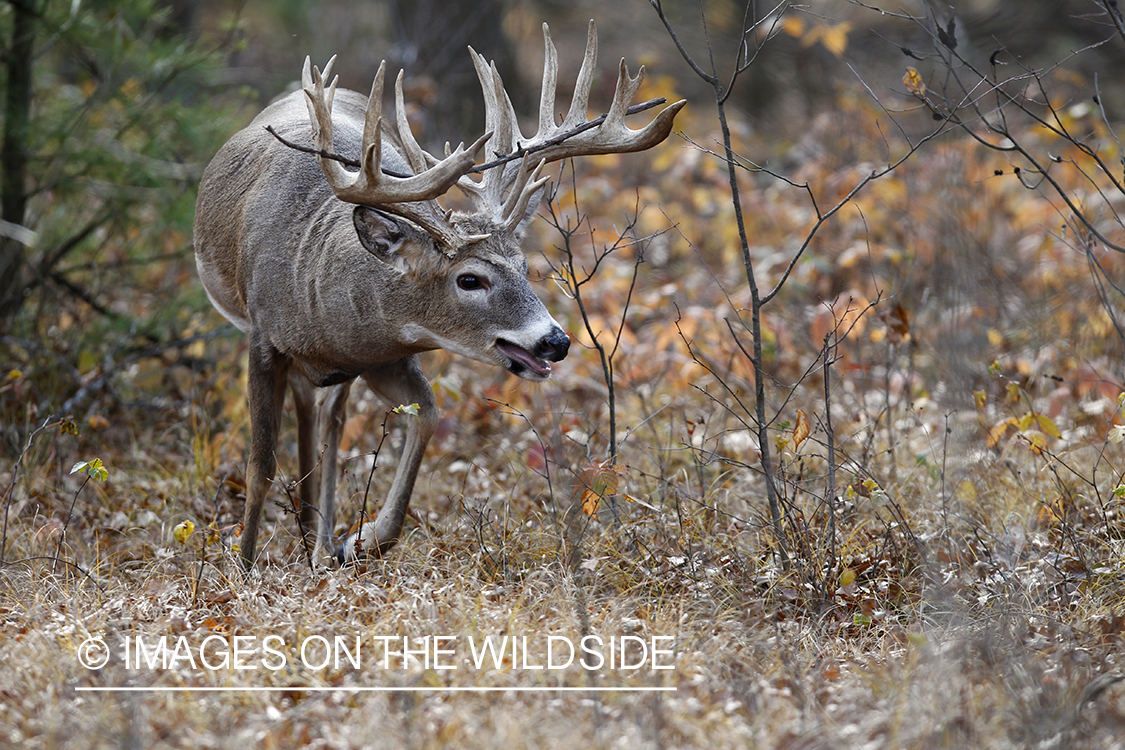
[303,56,346,185]
[538,24,559,138]
[558,20,598,132]
[501,156,549,233]
[358,61,386,193]
[603,58,645,130]
[394,69,435,175]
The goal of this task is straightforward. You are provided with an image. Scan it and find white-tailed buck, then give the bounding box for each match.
[194,21,684,569]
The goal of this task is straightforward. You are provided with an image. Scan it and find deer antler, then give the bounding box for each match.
[457,20,687,230]
[299,21,684,250]
[302,56,492,250]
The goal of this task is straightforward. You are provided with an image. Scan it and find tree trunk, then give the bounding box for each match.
[1,0,37,326]
[386,0,525,149]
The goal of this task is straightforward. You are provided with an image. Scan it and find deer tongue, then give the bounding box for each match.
[496,340,551,377]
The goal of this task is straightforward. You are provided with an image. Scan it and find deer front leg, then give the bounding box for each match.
[336,356,437,563]
[241,331,290,571]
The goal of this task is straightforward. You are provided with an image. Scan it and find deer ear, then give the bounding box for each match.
[353,206,409,271]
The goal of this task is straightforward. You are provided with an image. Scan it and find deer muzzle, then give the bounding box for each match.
[496,327,570,380]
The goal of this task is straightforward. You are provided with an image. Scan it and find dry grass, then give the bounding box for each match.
[3,348,1125,748]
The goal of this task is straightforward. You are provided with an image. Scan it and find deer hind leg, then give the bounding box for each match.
[289,371,319,553]
[314,380,352,558]
[241,331,290,571]
[337,355,437,563]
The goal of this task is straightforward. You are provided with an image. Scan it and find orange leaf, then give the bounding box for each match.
[581,489,601,517]
[987,418,1018,448]
[793,410,811,450]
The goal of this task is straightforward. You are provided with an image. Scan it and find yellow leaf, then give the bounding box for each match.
[77,349,99,375]
[973,391,987,411]
[792,410,811,450]
[819,22,851,57]
[88,414,110,431]
[1006,382,1022,402]
[801,22,852,57]
[781,16,805,38]
[839,567,857,587]
[903,67,926,97]
[1022,431,1048,455]
[173,520,195,545]
[1030,413,1063,440]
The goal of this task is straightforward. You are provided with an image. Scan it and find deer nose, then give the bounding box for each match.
[535,328,570,362]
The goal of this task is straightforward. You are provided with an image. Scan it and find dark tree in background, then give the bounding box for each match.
[0,0,36,325]
[386,0,525,147]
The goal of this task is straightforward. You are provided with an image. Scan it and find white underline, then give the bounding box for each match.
[76,686,676,693]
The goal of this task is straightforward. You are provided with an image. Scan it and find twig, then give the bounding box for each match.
[54,474,90,573]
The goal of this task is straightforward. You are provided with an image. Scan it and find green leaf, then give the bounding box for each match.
[393,403,420,417]
[70,457,109,483]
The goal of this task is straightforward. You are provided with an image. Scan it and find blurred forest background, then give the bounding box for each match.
[4,1,1125,748]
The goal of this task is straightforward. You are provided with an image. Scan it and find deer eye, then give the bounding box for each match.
[457,273,486,291]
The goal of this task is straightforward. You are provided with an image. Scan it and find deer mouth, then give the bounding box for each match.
[495,339,552,379]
